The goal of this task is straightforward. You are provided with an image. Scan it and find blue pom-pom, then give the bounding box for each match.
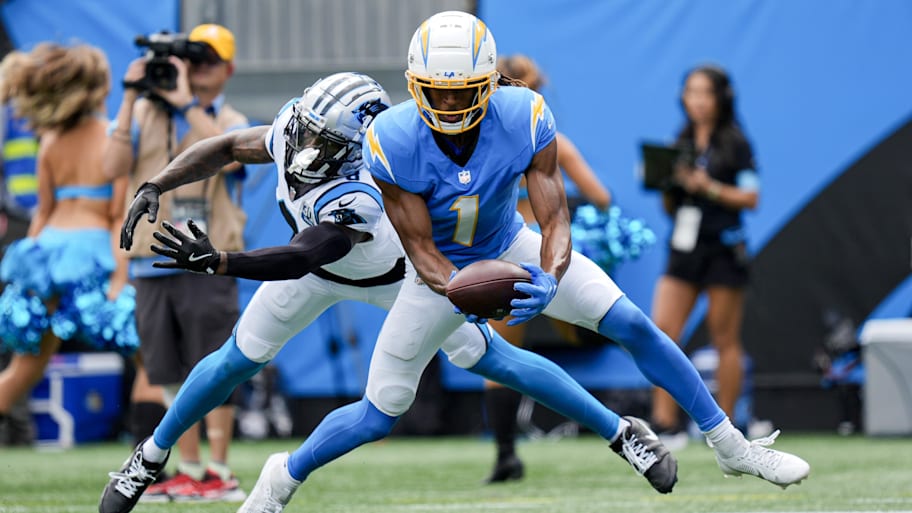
[0,229,139,355]
[0,285,49,354]
[570,204,656,275]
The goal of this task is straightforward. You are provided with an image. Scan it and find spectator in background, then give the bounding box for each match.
[650,64,759,448]
[480,53,613,483]
[103,23,248,502]
[1,68,39,216]
[0,43,139,433]
[0,50,40,446]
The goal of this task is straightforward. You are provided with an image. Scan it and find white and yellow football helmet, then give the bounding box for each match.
[405,11,498,134]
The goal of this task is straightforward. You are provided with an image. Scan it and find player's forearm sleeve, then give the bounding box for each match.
[223,222,355,281]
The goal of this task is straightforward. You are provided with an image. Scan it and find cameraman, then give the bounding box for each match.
[104,24,248,502]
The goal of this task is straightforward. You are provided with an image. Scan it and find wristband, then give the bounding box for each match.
[137,181,163,197]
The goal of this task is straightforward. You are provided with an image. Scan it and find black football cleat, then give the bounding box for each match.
[610,416,678,493]
[99,437,170,513]
[483,454,525,484]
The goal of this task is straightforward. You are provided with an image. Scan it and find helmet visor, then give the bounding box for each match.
[283,106,356,182]
[285,114,348,161]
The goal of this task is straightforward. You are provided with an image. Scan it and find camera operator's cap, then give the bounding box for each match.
[188,24,235,61]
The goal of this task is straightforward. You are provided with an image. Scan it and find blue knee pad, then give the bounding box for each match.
[286,397,397,481]
[153,335,266,449]
[598,295,726,431]
[469,330,621,440]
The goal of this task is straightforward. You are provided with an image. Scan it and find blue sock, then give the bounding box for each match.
[153,335,265,449]
[286,397,397,481]
[469,328,621,440]
[598,296,726,431]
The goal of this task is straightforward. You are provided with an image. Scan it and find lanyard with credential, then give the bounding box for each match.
[167,109,212,235]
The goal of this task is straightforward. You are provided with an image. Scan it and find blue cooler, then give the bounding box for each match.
[29,352,124,447]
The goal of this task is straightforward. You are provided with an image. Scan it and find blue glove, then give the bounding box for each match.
[508,263,558,326]
[454,306,489,325]
[449,270,489,324]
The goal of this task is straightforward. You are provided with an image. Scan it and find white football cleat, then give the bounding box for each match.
[711,430,810,488]
[236,452,301,513]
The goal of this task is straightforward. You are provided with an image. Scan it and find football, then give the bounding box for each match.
[446,259,532,319]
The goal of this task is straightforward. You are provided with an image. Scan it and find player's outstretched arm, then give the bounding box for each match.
[525,139,572,281]
[376,180,454,295]
[120,126,273,249]
[152,220,369,280]
[149,125,273,192]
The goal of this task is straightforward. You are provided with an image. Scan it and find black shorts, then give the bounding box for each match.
[665,241,750,288]
[133,273,239,385]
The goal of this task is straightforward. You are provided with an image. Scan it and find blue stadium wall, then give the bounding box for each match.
[5,1,912,429]
[480,0,912,428]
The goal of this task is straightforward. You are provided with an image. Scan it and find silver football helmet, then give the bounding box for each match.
[284,72,391,183]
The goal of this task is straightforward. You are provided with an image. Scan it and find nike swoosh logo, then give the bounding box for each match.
[188,253,213,262]
[339,197,355,207]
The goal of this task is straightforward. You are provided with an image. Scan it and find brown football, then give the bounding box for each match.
[446,260,532,319]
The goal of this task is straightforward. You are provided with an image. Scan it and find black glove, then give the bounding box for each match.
[120,182,162,250]
[150,219,221,274]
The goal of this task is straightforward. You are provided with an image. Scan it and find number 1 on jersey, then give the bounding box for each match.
[450,195,479,247]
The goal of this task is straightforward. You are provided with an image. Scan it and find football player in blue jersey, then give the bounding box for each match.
[207,10,807,513]
[364,9,807,491]
[99,70,677,513]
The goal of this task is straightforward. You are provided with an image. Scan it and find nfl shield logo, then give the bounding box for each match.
[458,169,471,184]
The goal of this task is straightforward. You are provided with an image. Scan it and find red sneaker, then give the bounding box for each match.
[139,472,197,503]
[170,470,247,502]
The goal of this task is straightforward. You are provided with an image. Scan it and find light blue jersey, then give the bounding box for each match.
[365,86,556,268]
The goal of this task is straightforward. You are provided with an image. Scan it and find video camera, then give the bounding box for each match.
[125,31,220,92]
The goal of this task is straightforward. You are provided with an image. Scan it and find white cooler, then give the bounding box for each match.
[859,318,912,436]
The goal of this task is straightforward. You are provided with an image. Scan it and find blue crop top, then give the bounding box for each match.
[54,183,114,201]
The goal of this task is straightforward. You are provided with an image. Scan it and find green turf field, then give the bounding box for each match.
[0,433,910,512]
